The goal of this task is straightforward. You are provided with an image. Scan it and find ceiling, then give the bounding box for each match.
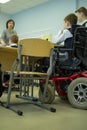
[0,0,50,15]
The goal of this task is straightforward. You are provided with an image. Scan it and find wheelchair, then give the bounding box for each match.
[38,26,87,110]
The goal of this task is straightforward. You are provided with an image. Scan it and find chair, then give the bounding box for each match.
[0,46,17,88]
[2,38,56,115]
[0,46,17,102]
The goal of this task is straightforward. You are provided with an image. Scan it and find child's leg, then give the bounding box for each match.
[3,74,10,87]
[0,64,6,97]
[0,64,9,97]
[0,86,6,97]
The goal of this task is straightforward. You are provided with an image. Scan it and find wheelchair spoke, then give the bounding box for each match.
[73,90,79,96]
[77,96,85,102]
[77,83,83,91]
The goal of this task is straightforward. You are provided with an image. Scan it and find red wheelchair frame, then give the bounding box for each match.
[51,71,87,98]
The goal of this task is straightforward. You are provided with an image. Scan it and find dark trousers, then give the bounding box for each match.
[0,64,6,97]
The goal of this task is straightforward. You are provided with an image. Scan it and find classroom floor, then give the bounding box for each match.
[0,88,87,130]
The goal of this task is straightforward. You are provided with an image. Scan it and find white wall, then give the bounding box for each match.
[77,0,87,8]
[0,0,87,42]
[0,13,10,36]
[12,0,77,41]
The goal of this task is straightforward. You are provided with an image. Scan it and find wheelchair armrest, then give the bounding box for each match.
[59,48,74,51]
[54,45,74,52]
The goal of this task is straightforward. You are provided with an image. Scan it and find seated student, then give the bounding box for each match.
[0,35,19,97]
[75,7,87,27]
[54,13,78,48]
[9,34,18,48]
[54,13,78,62]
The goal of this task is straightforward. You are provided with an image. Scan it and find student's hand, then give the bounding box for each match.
[0,39,6,46]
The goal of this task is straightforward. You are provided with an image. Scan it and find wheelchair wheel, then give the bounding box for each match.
[68,77,87,109]
[38,83,55,104]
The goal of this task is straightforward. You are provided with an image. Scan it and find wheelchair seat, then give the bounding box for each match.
[59,57,81,70]
[59,51,68,61]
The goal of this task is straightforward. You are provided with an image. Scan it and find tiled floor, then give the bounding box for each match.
[0,90,87,130]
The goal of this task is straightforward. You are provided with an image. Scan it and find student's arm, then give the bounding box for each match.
[56,29,73,44]
[0,39,6,46]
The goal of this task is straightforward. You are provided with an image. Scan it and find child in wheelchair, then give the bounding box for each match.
[53,14,78,67]
[54,13,77,47]
[34,13,79,74]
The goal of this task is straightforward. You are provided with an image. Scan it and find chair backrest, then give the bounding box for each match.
[0,47,17,71]
[19,38,54,57]
[74,27,87,67]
